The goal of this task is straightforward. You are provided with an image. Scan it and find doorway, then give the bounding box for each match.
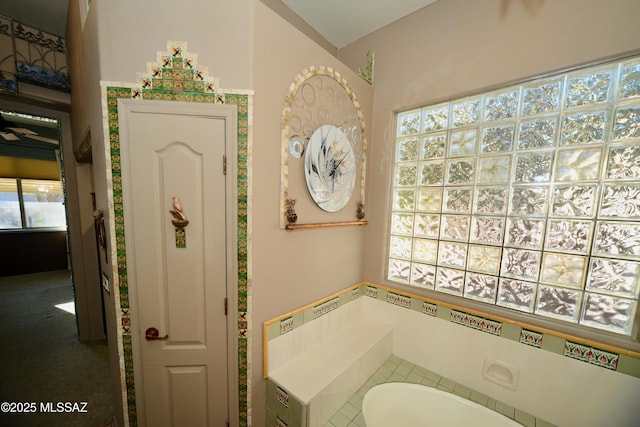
[0,107,114,426]
[117,99,239,426]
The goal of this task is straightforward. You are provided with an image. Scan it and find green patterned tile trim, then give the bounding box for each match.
[266,282,640,379]
[105,41,252,426]
[107,84,251,426]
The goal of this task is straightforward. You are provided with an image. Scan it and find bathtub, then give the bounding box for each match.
[362,383,521,427]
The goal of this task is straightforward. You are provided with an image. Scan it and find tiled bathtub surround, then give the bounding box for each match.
[320,355,556,427]
[264,283,640,427]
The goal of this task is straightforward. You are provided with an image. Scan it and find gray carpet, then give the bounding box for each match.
[0,270,115,427]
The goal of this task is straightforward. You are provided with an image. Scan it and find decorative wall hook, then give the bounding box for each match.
[169,196,188,248]
[169,196,189,228]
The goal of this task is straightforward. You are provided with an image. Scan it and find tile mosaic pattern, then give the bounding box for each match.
[563,341,619,370]
[390,55,640,335]
[104,41,251,427]
[265,283,640,388]
[318,355,555,427]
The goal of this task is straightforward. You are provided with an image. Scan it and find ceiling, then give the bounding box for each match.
[282,0,439,48]
[0,0,439,48]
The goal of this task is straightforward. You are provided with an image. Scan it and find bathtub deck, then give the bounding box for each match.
[322,354,557,427]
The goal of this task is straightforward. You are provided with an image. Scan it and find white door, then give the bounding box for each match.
[118,100,237,427]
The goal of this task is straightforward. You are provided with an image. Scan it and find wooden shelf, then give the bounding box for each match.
[285,220,368,230]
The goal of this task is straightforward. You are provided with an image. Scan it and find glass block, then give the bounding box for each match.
[388,258,411,283]
[500,248,541,281]
[420,161,444,186]
[544,219,593,254]
[446,159,475,185]
[517,118,557,150]
[474,187,508,214]
[467,244,502,274]
[396,137,420,162]
[449,129,478,157]
[422,103,449,133]
[416,188,442,212]
[437,241,468,268]
[505,218,545,249]
[464,273,499,303]
[393,188,416,211]
[451,97,480,128]
[470,216,505,246]
[565,69,613,108]
[509,186,548,216]
[612,106,640,141]
[435,267,465,296]
[421,134,447,160]
[477,155,511,184]
[581,293,636,335]
[440,215,470,241]
[555,147,602,181]
[497,278,537,312]
[586,258,640,298]
[514,152,553,183]
[412,238,438,264]
[593,221,640,259]
[560,110,607,145]
[397,109,421,136]
[606,144,640,180]
[599,184,640,218]
[414,214,440,238]
[390,235,412,259]
[551,184,596,217]
[618,58,640,100]
[484,88,519,122]
[410,263,436,289]
[395,164,418,186]
[535,285,582,322]
[391,212,414,236]
[481,125,514,153]
[443,187,472,213]
[521,78,562,116]
[540,253,588,288]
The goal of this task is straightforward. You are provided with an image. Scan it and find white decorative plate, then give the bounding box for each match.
[304,125,356,212]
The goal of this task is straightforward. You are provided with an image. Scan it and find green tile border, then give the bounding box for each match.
[265,282,640,380]
[103,41,252,427]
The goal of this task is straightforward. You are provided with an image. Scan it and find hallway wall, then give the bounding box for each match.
[66,1,372,426]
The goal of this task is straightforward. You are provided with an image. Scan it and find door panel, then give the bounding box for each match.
[120,101,231,427]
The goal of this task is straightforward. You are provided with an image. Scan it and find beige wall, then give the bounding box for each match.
[66,0,640,424]
[67,1,372,426]
[338,0,640,290]
[251,3,373,425]
[333,0,640,424]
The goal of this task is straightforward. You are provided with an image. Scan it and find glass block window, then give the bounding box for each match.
[389,56,640,336]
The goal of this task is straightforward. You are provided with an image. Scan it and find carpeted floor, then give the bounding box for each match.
[0,270,115,427]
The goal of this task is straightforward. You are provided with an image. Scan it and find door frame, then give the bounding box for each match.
[117,98,239,426]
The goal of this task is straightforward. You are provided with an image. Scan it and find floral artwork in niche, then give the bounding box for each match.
[304,125,356,212]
